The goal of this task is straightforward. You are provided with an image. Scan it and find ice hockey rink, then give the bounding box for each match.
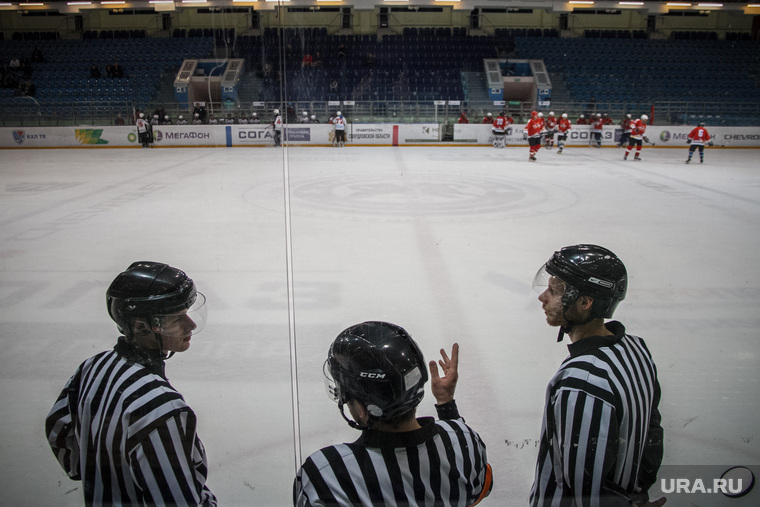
[1,144,759,506]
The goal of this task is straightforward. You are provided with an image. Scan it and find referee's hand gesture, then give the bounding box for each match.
[429,343,459,405]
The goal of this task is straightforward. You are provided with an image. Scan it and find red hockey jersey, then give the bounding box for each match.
[687,126,711,145]
[630,119,647,138]
[525,118,544,138]
[492,116,508,132]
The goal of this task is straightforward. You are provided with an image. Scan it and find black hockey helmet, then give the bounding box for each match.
[106,261,206,339]
[534,244,627,320]
[325,321,428,425]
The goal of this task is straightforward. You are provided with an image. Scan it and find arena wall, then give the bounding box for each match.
[2,124,759,149]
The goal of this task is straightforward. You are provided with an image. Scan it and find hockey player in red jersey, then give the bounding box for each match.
[482,112,492,124]
[557,113,572,154]
[686,122,713,164]
[544,112,558,149]
[624,115,649,161]
[576,114,589,125]
[524,111,544,162]
[590,113,604,148]
[491,111,509,148]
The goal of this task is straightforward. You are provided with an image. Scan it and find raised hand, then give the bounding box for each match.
[429,343,459,405]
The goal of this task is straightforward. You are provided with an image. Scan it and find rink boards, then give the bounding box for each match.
[2,123,759,148]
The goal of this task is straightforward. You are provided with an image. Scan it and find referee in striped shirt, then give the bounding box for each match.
[46,262,217,506]
[530,245,665,507]
[294,321,493,506]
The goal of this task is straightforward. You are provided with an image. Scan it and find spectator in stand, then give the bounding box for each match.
[31,47,45,64]
[457,111,469,124]
[112,62,125,79]
[90,64,101,79]
[154,105,167,122]
[286,103,296,124]
[9,56,20,71]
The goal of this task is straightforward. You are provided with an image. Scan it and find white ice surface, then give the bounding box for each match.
[1,145,758,506]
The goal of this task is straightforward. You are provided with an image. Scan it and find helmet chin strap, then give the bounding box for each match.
[339,402,371,431]
[557,304,596,342]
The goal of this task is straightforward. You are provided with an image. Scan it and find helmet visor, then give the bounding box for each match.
[532,265,563,294]
[152,292,207,338]
[323,360,341,404]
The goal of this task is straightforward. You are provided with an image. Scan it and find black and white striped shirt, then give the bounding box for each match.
[294,402,493,507]
[530,321,663,507]
[46,340,217,506]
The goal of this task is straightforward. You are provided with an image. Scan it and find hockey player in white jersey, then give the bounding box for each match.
[272,108,283,147]
[135,112,151,148]
[332,111,346,147]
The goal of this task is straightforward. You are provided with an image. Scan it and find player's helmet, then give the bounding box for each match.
[194,113,199,117]
[274,109,280,115]
[310,115,316,119]
[538,112,544,117]
[164,115,169,120]
[252,113,257,117]
[337,111,342,116]
[698,122,705,127]
[303,111,308,116]
[561,113,567,118]
[580,114,585,118]
[549,111,554,116]
[487,112,492,116]
[178,115,183,120]
[533,245,627,320]
[139,112,144,118]
[531,110,537,118]
[626,113,632,118]
[641,114,649,121]
[107,262,207,340]
[325,321,428,425]
[153,114,159,119]
[597,113,602,117]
